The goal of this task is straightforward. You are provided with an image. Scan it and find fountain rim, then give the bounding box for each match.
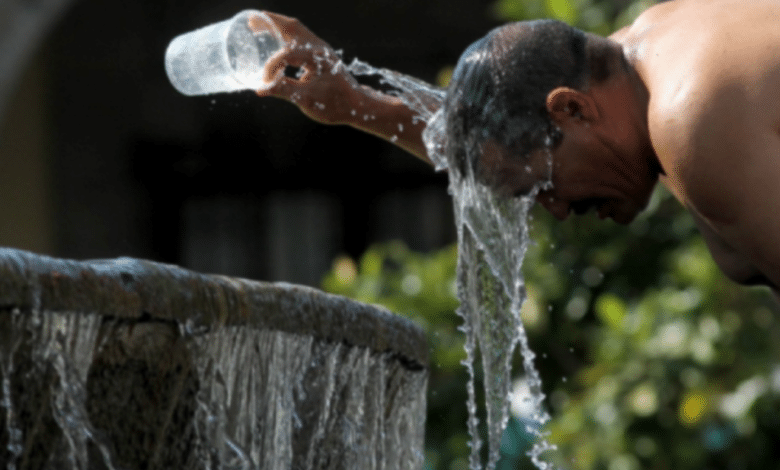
[0,247,428,370]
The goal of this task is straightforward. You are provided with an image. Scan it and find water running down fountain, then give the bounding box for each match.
[0,247,427,469]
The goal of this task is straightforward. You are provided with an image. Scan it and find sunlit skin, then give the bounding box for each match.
[517,68,658,226]
[257,13,429,159]
[477,67,658,226]
[257,0,780,290]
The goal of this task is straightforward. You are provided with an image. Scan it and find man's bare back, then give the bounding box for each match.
[618,0,780,287]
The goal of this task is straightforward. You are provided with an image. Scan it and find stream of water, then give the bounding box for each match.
[343,59,559,469]
[162,17,559,467]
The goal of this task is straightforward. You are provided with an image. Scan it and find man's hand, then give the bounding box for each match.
[254,12,433,163]
[256,13,370,126]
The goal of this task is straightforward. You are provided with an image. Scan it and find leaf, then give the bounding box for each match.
[678,390,710,427]
[595,293,626,331]
[490,0,529,21]
[544,0,579,24]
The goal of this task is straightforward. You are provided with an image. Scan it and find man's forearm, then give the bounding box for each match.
[253,15,441,165]
[343,87,432,164]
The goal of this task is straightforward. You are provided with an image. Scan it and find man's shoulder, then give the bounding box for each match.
[639,0,780,142]
[647,78,762,222]
[646,77,728,162]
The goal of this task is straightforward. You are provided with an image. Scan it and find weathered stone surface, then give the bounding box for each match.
[0,248,428,470]
[0,248,427,368]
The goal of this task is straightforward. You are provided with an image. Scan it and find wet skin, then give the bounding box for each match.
[478,111,658,227]
[257,0,780,290]
[257,12,429,159]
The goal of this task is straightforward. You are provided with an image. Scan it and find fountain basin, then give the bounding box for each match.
[0,248,427,470]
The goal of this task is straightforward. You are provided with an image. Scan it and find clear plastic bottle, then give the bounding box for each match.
[165,10,285,96]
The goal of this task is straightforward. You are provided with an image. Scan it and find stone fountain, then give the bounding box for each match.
[0,247,427,470]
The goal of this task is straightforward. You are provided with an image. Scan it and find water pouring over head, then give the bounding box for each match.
[442,20,584,181]
[442,20,660,224]
[433,21,663,469]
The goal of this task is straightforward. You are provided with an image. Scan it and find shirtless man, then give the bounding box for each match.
[257,0,780,290]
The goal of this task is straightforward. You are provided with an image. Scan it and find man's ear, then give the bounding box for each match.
[546,87,599,125]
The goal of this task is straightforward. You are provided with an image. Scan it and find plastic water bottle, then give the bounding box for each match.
[165,10,285,96]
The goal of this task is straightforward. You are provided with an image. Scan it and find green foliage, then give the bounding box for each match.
[490,0,657,35]
[523,186,780,470]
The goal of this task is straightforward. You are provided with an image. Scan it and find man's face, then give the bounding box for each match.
[477,139,553,197]
[478,136,657,224]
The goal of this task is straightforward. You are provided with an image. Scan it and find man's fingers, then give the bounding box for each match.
[256,75,304,100]
[261,11,298,24]
[261,45,338,84]
[278,46,320,67]
[261,52,288,85]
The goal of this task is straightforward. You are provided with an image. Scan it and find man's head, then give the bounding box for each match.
[443,20,656,223]
[444,20,586,176]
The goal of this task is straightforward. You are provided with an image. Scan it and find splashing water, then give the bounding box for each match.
[242,34,558,468]
[445,147,556,470]
[0,250,428,469]
[162,17,559,467]
[344,58,445,127]
[346,51,558,470]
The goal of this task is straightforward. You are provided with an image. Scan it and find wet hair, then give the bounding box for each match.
[443,20,591,178]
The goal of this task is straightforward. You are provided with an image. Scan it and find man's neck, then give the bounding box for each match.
[587,56,658,177]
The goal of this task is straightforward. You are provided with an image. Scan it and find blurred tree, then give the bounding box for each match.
[524,188,780,470]
[325,1,780,469]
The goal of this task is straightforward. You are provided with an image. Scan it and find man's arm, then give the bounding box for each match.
[255,13,434,164]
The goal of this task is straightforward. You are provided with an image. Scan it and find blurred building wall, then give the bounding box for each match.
[0,0,500,285]
[0,53,53,254]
